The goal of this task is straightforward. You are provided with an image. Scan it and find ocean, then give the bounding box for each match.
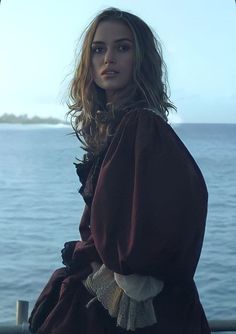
[0,122,236,325]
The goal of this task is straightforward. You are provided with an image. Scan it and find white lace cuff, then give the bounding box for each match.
[114,272,164,302]
[82,264,163,331]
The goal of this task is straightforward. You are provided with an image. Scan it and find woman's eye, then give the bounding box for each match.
[92,47,104,54]
[91,44,131,54]
[118,45,130,52]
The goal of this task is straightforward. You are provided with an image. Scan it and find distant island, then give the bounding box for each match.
[0,113,69,125]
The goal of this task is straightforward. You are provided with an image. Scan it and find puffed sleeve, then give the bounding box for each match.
[71,205,102,270]
[90,109,208,283]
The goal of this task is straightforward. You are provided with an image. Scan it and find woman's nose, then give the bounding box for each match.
[104,49,116,64]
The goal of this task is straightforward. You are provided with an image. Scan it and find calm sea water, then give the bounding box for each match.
[0,122,236,324]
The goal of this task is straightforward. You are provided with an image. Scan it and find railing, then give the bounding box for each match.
[0,300,235,333]
[0,300,30,333]
[209,320,236,332]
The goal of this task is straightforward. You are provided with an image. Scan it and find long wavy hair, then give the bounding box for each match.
[67,7,176,157]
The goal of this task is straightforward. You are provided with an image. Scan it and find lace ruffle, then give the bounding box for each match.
[83,264,158,331]
[114,272,164,302]
[74,153,105,206]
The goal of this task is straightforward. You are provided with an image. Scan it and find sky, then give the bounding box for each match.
[0,0,235,123]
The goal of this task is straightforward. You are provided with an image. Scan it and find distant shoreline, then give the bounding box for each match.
[0,114,235,125]
[0,113,69,125]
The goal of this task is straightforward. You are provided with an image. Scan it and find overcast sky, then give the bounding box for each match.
[0,0,235,123]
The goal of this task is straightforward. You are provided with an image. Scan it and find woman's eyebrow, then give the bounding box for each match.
[92,38,133,44]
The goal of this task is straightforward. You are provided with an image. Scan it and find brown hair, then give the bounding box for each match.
[67,7,176,156]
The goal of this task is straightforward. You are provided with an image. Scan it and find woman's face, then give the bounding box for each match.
[91,20,134,102]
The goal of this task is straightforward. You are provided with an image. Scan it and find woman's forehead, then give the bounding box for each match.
[92,20,134,44]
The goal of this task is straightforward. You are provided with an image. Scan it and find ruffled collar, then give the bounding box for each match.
[74,149,107,207]
[74,106,143,205]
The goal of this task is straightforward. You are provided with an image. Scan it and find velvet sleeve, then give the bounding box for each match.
[70,205,102,270]
[79,204,92,241]
[90,109,208,283]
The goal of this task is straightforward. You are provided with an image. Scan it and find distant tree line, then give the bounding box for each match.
[0,113,68,124]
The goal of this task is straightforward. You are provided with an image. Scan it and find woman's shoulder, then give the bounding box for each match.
[114,107,193,159]
[117,107,174,141]
[117,107,168,132]
[107,107,181,161]
[137,107,167,122]
[122,107,166,121]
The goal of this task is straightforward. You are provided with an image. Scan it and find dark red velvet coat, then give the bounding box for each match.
[29,109,210,334]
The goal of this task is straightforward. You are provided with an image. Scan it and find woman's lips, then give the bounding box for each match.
[102,71,119,77]
[101,69,119,76]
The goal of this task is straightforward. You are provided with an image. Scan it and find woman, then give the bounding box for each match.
[29,8,210,334]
